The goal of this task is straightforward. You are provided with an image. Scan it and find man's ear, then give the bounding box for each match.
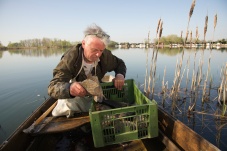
[82,40,85,48]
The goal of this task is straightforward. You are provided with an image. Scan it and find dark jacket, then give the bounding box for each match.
[48,44,126,99]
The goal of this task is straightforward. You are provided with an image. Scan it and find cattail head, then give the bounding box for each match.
[214,14,217,29]
[185,30,189,42]
[181,31,183,38]
[159,21,163,39]
[196,26,198,37]
[156,18,161,35]
[189,0,196,19]
[204,15,208,40]
[147,31,150,43]
[196,26,199,41]
[190,31,192,42]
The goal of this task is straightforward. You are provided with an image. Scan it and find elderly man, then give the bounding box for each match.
[48,24,127,117]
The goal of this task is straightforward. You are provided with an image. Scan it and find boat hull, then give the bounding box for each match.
[0,97,220,151]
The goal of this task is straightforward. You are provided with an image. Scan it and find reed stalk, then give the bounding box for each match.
[147,19,163,98]
[218,78,224,105]
[144,30,151,94]
[190,69,201,111]
[161,67,167,106]
[151,49,159,99]
[222,84,226,116]
[204,15,208,43]
[171,59,178,97]
[162,67,166,93]
[147,30,150,47]
[196,26,199,42]
[185,0,196,46]
[156,18,161,39]
[202,52,211,103]
[185,56,190,92]
[212,14,217,47]
[144,49,149,93]
[185,31,189,45]
[150,21,163,99]
[147,47,155,97]
[178,67,186,91]
[197,55,203,88]
[208,76,213,96]
[192,111,227,118]
[190,30,192,48]
[190,51,197,92]
[170,2,189,100]
[222,63,227,116]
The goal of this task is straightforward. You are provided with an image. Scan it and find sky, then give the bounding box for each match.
[0,0,227,46]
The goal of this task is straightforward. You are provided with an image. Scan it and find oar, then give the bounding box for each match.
[23,101,57,134]
[31,114,90,135]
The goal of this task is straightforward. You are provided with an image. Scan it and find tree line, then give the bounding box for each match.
[6,38,74,49]
[1,35,226,50]
[152,34,227,45]
[0,38,118,50]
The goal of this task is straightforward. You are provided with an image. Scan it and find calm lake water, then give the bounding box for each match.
[0,47,227,150]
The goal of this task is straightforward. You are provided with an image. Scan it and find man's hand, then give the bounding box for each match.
[113,74,125,90]
[70,82,87,97]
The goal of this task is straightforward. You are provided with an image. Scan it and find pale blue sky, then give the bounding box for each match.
[0,0,227,46]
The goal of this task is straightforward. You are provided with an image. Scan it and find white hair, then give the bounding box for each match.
[83,24,110,46]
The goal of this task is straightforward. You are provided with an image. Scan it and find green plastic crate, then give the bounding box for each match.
[89,79,158,148]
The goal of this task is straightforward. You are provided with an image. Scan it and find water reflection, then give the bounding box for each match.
[158,47,183,56]
[2,48,68,58]
[0,51,3,58]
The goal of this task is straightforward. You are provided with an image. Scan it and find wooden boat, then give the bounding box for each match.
[0,78,219,151]
[0,96,220,151]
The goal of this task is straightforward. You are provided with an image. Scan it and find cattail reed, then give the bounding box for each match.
[162,66,166,93]
[147,20,163,99]
[190,30,192,47]
[144,31,151,93]
[152,21,163,98]
[185,0,196,46]
[212,14,218,47]
[185,31,189,44]
[185,56,190,92]
[202,53,211,103]
[156,18,161,38]
[161,67,167,106]
[204,15,208,43]
[214,14,217,30]
[221,63,227,116]
[196,26,199,42]
[146,19,163,98]
[189,0,196,20]
[159,21,163,40]
[144,48,149,94]
[148,31,150,45]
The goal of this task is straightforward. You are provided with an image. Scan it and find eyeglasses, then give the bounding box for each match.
[85,33,110,39]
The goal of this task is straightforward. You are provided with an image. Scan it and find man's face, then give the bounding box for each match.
[82,37,105,63]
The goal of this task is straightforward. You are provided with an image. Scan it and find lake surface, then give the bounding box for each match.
[0,47,226,150]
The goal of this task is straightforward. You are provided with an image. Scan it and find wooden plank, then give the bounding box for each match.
[32,115,90,135]
[158,107,220,151]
